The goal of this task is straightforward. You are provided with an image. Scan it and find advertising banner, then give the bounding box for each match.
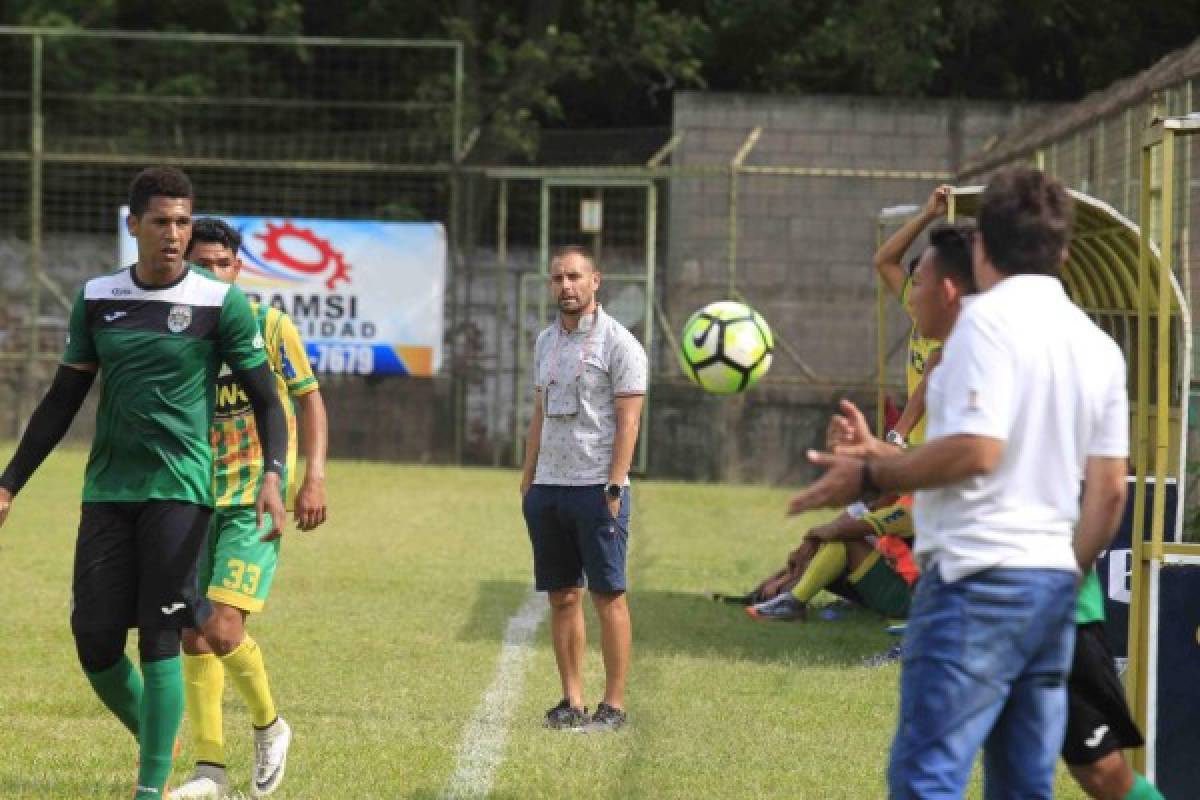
[119,209,445,375]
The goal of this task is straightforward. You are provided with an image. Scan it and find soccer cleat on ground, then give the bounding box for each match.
[861,643,903,668]
[745,592,807,621]
[543,699,588,730]
[579,702,626,733]
[252,717,292,797]
[169,764,229,800]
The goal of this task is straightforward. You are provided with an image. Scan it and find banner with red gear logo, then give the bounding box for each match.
[120,208,445,376]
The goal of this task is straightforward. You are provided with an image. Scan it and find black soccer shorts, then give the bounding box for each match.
[1062,621,1145,766]
[71,501,213,632]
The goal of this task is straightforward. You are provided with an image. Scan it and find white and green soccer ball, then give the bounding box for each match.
[678,301,773,394]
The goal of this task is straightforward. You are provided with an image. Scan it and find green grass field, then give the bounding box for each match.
[0,449,1090,799]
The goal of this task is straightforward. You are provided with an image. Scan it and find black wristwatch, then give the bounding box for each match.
[605,483,623,500]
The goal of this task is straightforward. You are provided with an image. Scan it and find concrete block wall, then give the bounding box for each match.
[659,92,1045,481]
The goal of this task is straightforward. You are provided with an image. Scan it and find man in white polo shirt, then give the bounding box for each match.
[787,166,1129,798]
[519,245,648,732]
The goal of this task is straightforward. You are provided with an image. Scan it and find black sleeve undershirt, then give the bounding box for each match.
[233,360,287,480]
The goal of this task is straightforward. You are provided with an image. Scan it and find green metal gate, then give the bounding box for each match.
[510,176,658,472]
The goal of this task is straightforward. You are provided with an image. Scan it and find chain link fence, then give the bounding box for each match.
[3,29,1048,482]
[0,27,461,443]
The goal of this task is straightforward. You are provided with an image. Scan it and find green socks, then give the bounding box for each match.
[84,655,142,737]
[136,656,185,797]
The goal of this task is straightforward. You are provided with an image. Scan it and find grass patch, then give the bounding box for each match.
[0,449,1087,798]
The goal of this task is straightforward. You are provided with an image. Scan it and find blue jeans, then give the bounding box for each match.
[887,567,1077,799]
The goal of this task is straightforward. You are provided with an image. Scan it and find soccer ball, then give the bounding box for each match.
[678,301,773,394]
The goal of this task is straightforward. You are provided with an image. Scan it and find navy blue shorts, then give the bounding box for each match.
[522,484,630,593]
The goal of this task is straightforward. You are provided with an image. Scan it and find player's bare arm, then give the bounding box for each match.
[804,514,873,543]
[0,362,98,529]
[873,185,951,298]
[294,389,328,531]
[607,394,644,516]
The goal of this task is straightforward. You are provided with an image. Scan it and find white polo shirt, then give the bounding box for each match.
[914,274,1129,583]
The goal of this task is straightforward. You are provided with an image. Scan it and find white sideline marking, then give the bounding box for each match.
[443,590,547,799]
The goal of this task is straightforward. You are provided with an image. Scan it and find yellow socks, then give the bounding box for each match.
[791,542,848,604]
[221,636,277,728]
[182,653,226,765]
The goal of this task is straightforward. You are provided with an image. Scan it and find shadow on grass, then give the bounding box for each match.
[458,580,892,668]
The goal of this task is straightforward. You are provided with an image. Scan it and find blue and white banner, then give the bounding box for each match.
[119,209,445,375]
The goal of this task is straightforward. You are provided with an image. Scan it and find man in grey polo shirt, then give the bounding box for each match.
[519,245,648,732]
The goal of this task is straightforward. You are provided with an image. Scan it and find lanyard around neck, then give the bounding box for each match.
[547,306,601,386]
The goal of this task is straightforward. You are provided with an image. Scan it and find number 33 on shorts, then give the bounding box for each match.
[202,508,280,612]
[221,558,262,595]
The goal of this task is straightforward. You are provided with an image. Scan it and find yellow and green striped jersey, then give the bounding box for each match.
[210,303,318,508]
[900,276,943,446]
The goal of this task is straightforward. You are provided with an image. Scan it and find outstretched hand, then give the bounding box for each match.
[0,487,11,529]
[830,399,892,459]
[787,450,867,516]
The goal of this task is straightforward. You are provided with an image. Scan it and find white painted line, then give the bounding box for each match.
[443,590,547,800]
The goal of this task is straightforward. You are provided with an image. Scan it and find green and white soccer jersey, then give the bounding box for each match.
[64,265,266,506]
[1076,567,1106,625]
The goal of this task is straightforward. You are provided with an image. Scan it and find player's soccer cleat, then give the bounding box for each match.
[578,702,626,733]
[169,764,229,800]
[861,643,903,668]
[543,699,588,730]
[251,717,292,797]
[746,592,806,621]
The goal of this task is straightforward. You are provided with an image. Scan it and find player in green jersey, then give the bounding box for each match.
[171,218,328,800]
[1062,571,1164,800]
[0,167,287,799]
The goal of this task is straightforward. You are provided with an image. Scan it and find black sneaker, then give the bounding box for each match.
[543,698,588,729]
[580,702,626,733]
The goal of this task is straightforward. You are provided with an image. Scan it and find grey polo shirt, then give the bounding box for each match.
[532,306,648,486]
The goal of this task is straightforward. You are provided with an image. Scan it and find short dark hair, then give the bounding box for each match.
[551,245,596,272]
[186,217,242,258]
[128,166,193,216]
[978,166,1073,276]
[906,255,920,276]
[928,222,977,293]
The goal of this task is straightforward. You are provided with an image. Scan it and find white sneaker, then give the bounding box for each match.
[252,717,292,797]
[169,765,229,800]
[746,592,807,621]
